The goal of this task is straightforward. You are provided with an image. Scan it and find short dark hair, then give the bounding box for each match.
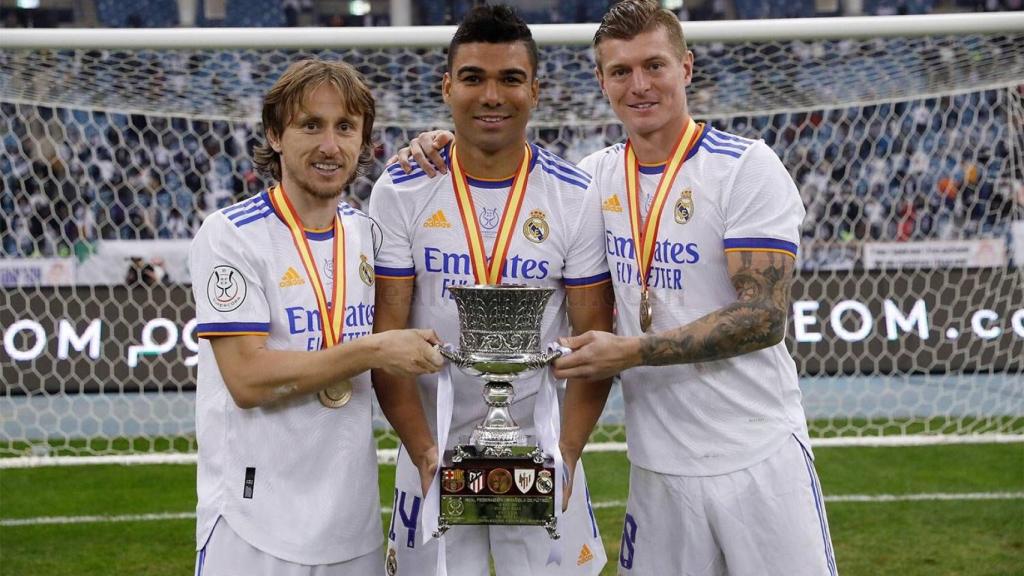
[593,0,687,69]
[253,59,376,181]
[447,4,538,77]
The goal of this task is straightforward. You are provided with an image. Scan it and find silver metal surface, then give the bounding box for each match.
[444,285,560,449]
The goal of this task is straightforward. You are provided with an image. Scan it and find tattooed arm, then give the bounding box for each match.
[640,250,793,365]
[554,250,793,381]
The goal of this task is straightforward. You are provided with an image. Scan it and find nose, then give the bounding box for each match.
[319,130,339,154]
[630,69,650,94]
[481,79,501,106]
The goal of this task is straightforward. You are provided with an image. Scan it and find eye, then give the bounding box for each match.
[302,121,319,131]
[338,122,353,132]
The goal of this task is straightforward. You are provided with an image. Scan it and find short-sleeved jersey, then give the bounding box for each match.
[579,125,810,477]
[189,190,381,565]
[369,143,610,448]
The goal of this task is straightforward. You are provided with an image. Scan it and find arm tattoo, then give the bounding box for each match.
[640,252,792,366]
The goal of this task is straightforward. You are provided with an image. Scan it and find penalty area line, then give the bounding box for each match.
[3,492,1022,527]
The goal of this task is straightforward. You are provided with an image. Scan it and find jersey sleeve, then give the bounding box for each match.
[563,175,612,288]
[367,171,416,279]
[189,213,271,338]
[722,142,805,258]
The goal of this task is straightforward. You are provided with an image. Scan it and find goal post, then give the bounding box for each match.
[1,14,1022,466]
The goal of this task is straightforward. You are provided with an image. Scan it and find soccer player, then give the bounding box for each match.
[189,59,444,576]
[369,6,612,576]
[554,1,838,574]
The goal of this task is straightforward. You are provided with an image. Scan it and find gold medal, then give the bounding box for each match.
[624,119,702,336]
[639,289,653,333]
[318,381,353,408]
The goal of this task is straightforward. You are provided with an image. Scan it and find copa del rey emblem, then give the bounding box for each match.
[515,468,535,493]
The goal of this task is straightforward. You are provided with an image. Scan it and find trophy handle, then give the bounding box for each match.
[540,348,563,365]
[436,344,465,366]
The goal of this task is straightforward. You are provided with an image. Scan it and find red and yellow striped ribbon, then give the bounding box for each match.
[449,142,532,285]
[268,184,346,347]
[624,119,701,293]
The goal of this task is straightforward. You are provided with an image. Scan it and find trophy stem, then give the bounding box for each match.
[470,380,526,448]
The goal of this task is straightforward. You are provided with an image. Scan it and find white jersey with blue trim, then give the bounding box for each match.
[579,125,810,477]
[189,190,381,565]
[370,143,610,450]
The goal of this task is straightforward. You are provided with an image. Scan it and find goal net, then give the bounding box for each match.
[2,14,1022,464]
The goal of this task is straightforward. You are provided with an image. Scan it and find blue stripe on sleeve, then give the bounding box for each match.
[703,132,749,151]
[564,271,612,287]
[699,142,743,158]
[196,322,271,334]
[723,237,798,255]
[710,130,754,144]
[233,208,274,228]
[375,265,416,277]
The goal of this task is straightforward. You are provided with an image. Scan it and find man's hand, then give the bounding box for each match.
[374,329,444,377]
[410,444,439,498]
[553,331,642,382]
[386,130,454,177]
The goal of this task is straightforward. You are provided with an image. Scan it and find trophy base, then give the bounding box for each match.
[437,445,558,540]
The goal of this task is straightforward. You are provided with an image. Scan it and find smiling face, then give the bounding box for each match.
[268,83,363,201]
[596,26,693,145]
[442,41,539,158]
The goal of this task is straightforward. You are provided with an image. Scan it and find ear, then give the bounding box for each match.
[267,129,282,154]
[681,50,694,88]
[529,76,540,108]
[595,66,606,96]
[442,72,452,104]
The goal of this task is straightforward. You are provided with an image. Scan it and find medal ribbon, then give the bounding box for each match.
[268,184,346,348]
[449,142,532,285]
[624,119,701,295]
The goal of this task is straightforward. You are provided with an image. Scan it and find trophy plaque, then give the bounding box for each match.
[436,285,562,539]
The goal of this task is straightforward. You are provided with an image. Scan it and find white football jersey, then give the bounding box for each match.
[370,143,610,448]
[190,189,381,565]
[579,125,810,477]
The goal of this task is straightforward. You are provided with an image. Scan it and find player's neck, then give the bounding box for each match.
[280,180,338,230]
[453,137,527,181]
[629,114,692,165]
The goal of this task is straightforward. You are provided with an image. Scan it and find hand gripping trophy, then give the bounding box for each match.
[432,284,564,539]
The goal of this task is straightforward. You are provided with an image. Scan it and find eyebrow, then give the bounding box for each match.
[456,65,528,78]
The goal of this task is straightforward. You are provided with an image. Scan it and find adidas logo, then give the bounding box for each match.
[577,543,594,566]
[602,195,623,212]
[279,267,305,288]
[424,210,452,228]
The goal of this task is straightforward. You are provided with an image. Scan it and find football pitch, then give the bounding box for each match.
[1,443,1021,576]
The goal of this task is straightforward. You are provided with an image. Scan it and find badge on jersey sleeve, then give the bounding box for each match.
[522,209,549,243]
[207,265,247,312]
[358,254,374,286]
[675,189,695,224]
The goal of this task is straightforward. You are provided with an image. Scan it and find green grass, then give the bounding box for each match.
[1,444,1022,576]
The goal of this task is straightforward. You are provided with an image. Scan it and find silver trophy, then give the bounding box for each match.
[436,284,562,537]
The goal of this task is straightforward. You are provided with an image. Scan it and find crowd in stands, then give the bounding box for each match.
[2,0,1020,28]
[2,84,1019,266]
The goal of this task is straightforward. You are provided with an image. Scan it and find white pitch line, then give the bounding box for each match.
[3,492,1022,527]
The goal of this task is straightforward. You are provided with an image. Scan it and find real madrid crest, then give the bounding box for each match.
[675,189,694,224]
[358,254,374,286]
[522,209,549,243]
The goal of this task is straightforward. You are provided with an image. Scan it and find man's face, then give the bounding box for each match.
[443,42,539,157]
[268,83,364,200]
[596,27,693,141]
